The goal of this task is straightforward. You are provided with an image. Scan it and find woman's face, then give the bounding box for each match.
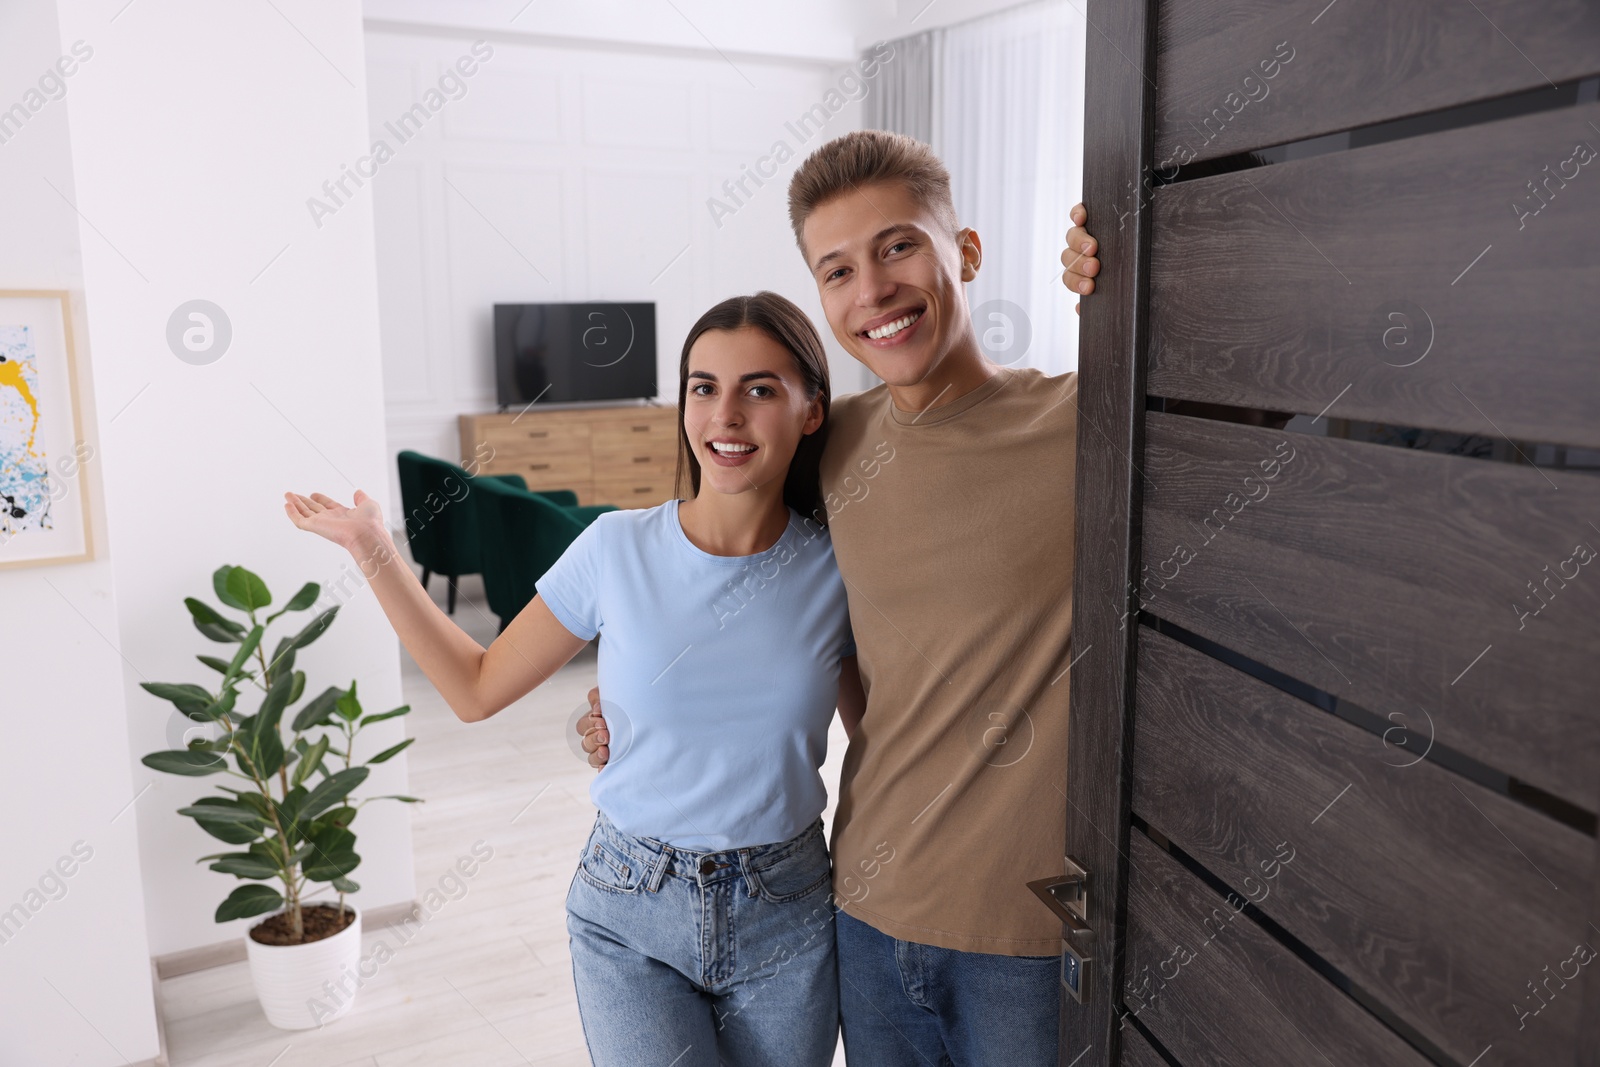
[683,325,824,501]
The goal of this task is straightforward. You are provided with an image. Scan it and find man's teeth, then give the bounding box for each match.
[711,442,755,455]
[866,310,922,340]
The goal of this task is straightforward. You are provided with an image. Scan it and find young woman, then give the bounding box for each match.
[284,291,863,1067]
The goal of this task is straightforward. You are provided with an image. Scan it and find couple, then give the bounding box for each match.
[285,129,1102,1066]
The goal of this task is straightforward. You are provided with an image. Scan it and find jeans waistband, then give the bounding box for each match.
[590,809,825,893]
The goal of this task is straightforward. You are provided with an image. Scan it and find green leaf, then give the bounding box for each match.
[140,682,216,721]
[304,849,361,881]
[197,654,235,675]
[301,767,369,823]
[226,625,264,683]
[215,883,284,923]
[264,638,296,684]
[291,686,344,733]
[185,798,266,844]
[278,785,309,833]
[286,669,306,706]
[177,803,262,825]
[303,825,360,881]
[331,876,360,893]
[185,596,247,642]
[365,738,414,765]
[196,687,237,724]
[266,582,321,624]
[366,795,424,803]
[285,608,339,658]
[315,805,358,833]
[142,750,229,776]
[359,705,411,727]
[291,735,329,789]
[335,681,362,723]
[223,566,273,613]
[208,853,281,880]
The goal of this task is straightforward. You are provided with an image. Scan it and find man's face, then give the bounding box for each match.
[801,181,978,390]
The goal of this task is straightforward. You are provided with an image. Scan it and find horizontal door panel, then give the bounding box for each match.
[1125,831,1431,1067]
[1148,102,1600,450]
[1139,412,1600,808]
[1155,0,1600,165]
[1133,628,1593,1066]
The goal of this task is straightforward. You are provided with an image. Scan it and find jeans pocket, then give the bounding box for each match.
[749,828,832,905]
[577,835,643,894]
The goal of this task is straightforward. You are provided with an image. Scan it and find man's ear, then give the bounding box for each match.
[957,227,982,281]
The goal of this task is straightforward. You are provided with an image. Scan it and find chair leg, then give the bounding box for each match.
[446,575,459,615]
[419,567,431,591]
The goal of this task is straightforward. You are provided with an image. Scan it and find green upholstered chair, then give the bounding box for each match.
[396,450,580,615]
[472,476,616,633]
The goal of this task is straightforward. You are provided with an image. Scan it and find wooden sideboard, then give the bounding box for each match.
[459,404,681,509]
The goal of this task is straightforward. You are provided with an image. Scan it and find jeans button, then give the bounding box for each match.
[699,858,716,875]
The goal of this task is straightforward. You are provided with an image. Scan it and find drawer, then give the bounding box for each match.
[591,475,677,509]
[592,411,679,451]
[478,418,591,458]
[593,445,679,478]
[481,452,593,488]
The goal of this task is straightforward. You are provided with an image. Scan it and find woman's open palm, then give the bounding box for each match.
[283,490,384,552]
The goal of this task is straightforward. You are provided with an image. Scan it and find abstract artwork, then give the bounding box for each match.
[0,292,92,568]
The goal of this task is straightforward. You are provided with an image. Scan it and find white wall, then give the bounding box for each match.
[362,24,878,494]
[0,5,161,1064]
[48,0,417,972]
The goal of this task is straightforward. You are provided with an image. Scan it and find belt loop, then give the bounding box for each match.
[737,849,759,899]
[645,844,673,893]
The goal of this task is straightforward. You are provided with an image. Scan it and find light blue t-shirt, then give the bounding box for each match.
[536,497,855,851]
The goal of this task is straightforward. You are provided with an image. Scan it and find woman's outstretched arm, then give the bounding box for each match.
[284,489,587,724]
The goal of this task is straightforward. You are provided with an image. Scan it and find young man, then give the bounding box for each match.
[581,129,1101,1065]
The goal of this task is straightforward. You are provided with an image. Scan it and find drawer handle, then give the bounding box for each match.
[632,456,650,463]
[633,487,650,493]
[529,463,550,471]
[630,425,649,432]
[526,430,548,438]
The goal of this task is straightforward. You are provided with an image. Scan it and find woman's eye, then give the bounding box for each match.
[690,383,713,396]
[749,385,774,398]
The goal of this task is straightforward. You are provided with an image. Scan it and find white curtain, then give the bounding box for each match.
[868,1,1086,375]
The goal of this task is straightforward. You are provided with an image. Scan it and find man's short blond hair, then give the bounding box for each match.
[786,130,960,251]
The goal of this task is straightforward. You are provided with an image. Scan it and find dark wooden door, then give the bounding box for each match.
[1060,2,1600,1065]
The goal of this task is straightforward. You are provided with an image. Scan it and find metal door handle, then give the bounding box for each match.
[1027,855,1090,934]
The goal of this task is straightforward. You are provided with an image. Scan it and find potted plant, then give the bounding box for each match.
[140,564,420,1030]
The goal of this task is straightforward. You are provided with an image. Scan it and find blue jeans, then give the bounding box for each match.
[565,810,839,1066]
[836,907,1062,1066]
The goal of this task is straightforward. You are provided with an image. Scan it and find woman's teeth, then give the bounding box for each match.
[866,310,922,340]
[711,442,755,455]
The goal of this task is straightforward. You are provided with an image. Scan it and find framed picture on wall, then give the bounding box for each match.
[0,290,94,568]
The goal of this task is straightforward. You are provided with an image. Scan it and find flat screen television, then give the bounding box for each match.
[493,302,657,407]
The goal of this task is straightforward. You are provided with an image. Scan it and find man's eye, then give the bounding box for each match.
[827,267,848,281]
[887,240,911,255]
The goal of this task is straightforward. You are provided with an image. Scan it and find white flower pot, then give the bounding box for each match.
[245,904,362,1030]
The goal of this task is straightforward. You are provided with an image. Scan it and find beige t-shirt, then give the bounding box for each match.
[819,363,1077,956]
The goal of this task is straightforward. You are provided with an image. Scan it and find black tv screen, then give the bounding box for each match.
[494,302,657,406]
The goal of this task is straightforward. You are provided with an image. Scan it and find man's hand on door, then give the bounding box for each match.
[1061,202,1099,315]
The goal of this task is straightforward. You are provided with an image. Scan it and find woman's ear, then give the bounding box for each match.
[802,393,826,436]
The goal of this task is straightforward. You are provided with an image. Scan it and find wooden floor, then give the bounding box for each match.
[160,565,851,1067]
